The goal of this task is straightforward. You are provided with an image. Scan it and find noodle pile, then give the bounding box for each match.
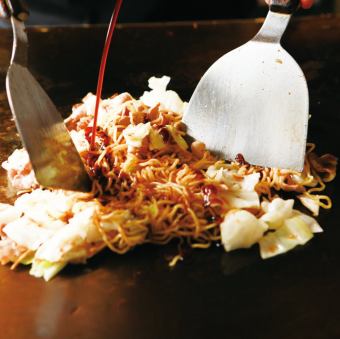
[66,79,336,255]
[0,76,337,280]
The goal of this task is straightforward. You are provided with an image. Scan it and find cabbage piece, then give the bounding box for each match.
[121,153,139,173]
[30,259,66,281]
[99,92,133,127]
[2,148,30,173]
[82,93,105,117]
[227,191,260,210]
[259,216,313,259]
[20,253,34,266]
[35,204,100,263]
[0,238,25,265]
[221,210,268,251]
[71,202,102,243]
[1,148,38,190]
[165,125,188,150]
[206,166,259,191]
[207,166,260,209]
[123,122,151,148]
[206,166,241,190]
[140,76,186,114]
[292,172,317,187]
[292,210,323,233]
[149,128,166,150]
[260,198,294,229]
[3,217,55,251]
[298,194,320,216]
[14,189,75,229]
[242,173,260,191]
[0,203,21,225]
[35,225,87,263]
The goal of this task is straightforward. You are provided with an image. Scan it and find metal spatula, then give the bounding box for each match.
[2,0,91,191]
[183,0,308,171]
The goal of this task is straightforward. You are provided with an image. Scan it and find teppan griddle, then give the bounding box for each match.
[0,16,339,339]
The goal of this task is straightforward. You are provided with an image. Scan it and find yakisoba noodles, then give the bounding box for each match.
[0,77,337,280]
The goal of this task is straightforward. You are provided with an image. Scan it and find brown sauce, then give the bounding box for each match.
[90,0,123,150]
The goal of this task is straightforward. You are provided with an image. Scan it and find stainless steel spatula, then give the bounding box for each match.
[3,0,91,191]
[183,0,308,171]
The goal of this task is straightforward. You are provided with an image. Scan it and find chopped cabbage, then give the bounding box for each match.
[1,148,31,173]
[259,216,313,259]
[99,92,133,126]
[20,253,34,266]
[83,93,105,117]
[260,198,294,229]
[298,194,320,216]
[292,173,317,187]
[123,122,151,148]
[149,128,166,150]
[166,125,188,150]
[292,210,323,233]
[207,166,260,209]
[35,204,101,262]
[0,203,22,225]
[140,76,187,114]
[121,153,139,173]
[3,218,54,251]
[14,189,74,229]
[30,259,66,281]
[1,148,38,190]
[35,226,87,263]
[226,190,260,210]
[221,210,268,251]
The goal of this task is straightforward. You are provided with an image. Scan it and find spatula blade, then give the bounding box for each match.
[6,63,91,191]
[183,12,309,172]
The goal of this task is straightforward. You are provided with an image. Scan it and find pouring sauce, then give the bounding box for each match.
[90,0,123,150]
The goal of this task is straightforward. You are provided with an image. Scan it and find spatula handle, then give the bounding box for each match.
[269,0,300,14]
[0,0,28,21]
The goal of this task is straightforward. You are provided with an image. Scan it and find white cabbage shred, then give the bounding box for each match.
[1,148,38,190]
[140,76,187,114]
[123,122,152,149]
[206,165,260,209]
[221,210,268,251]
[220,197,321,256]
[0,189,123,280]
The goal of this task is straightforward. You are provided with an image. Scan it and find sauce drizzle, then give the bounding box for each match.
[90,0,123,150]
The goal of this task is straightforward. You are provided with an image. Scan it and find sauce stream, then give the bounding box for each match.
[90,0,123,149]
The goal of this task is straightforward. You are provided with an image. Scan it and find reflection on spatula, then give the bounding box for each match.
[2,0,91,191]
[183,0,308,171]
